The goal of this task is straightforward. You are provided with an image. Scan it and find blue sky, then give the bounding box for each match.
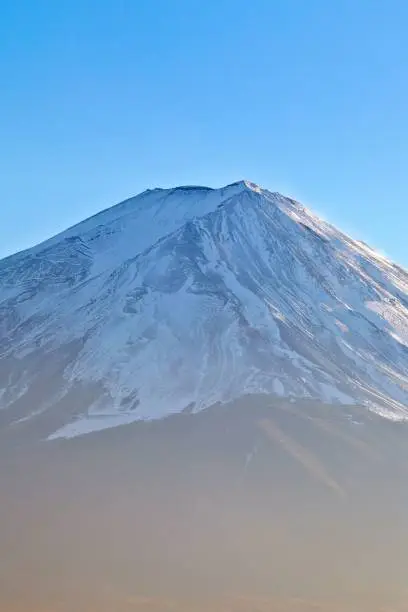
[1,0,407,265]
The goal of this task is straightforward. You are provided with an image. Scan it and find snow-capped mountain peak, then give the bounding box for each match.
[1,182,407,439]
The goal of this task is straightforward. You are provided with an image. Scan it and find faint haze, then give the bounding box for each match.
[2,397,408,611]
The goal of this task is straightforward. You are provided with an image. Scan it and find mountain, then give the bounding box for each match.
[1,180,407,439]
[2,180,408,611]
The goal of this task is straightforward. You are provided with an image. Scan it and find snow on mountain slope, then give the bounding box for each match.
[0,181,407,439]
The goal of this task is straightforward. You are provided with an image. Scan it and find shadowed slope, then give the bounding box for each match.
[1,396,408,611]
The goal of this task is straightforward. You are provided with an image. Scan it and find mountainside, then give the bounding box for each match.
[1,180,407,439]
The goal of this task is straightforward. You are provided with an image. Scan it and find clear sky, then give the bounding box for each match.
[1,0,407,266]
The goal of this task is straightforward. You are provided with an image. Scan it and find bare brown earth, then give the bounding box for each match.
[1,395,408,611]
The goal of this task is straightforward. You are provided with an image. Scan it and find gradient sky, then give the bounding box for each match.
[1,0,407,266]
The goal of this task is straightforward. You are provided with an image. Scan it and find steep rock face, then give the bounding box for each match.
[0,181,407,438]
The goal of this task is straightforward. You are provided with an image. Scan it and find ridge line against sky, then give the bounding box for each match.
[1,180,406,275]
[1,0,407,267]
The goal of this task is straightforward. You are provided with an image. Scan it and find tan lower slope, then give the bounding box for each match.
[1,396,408,611]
